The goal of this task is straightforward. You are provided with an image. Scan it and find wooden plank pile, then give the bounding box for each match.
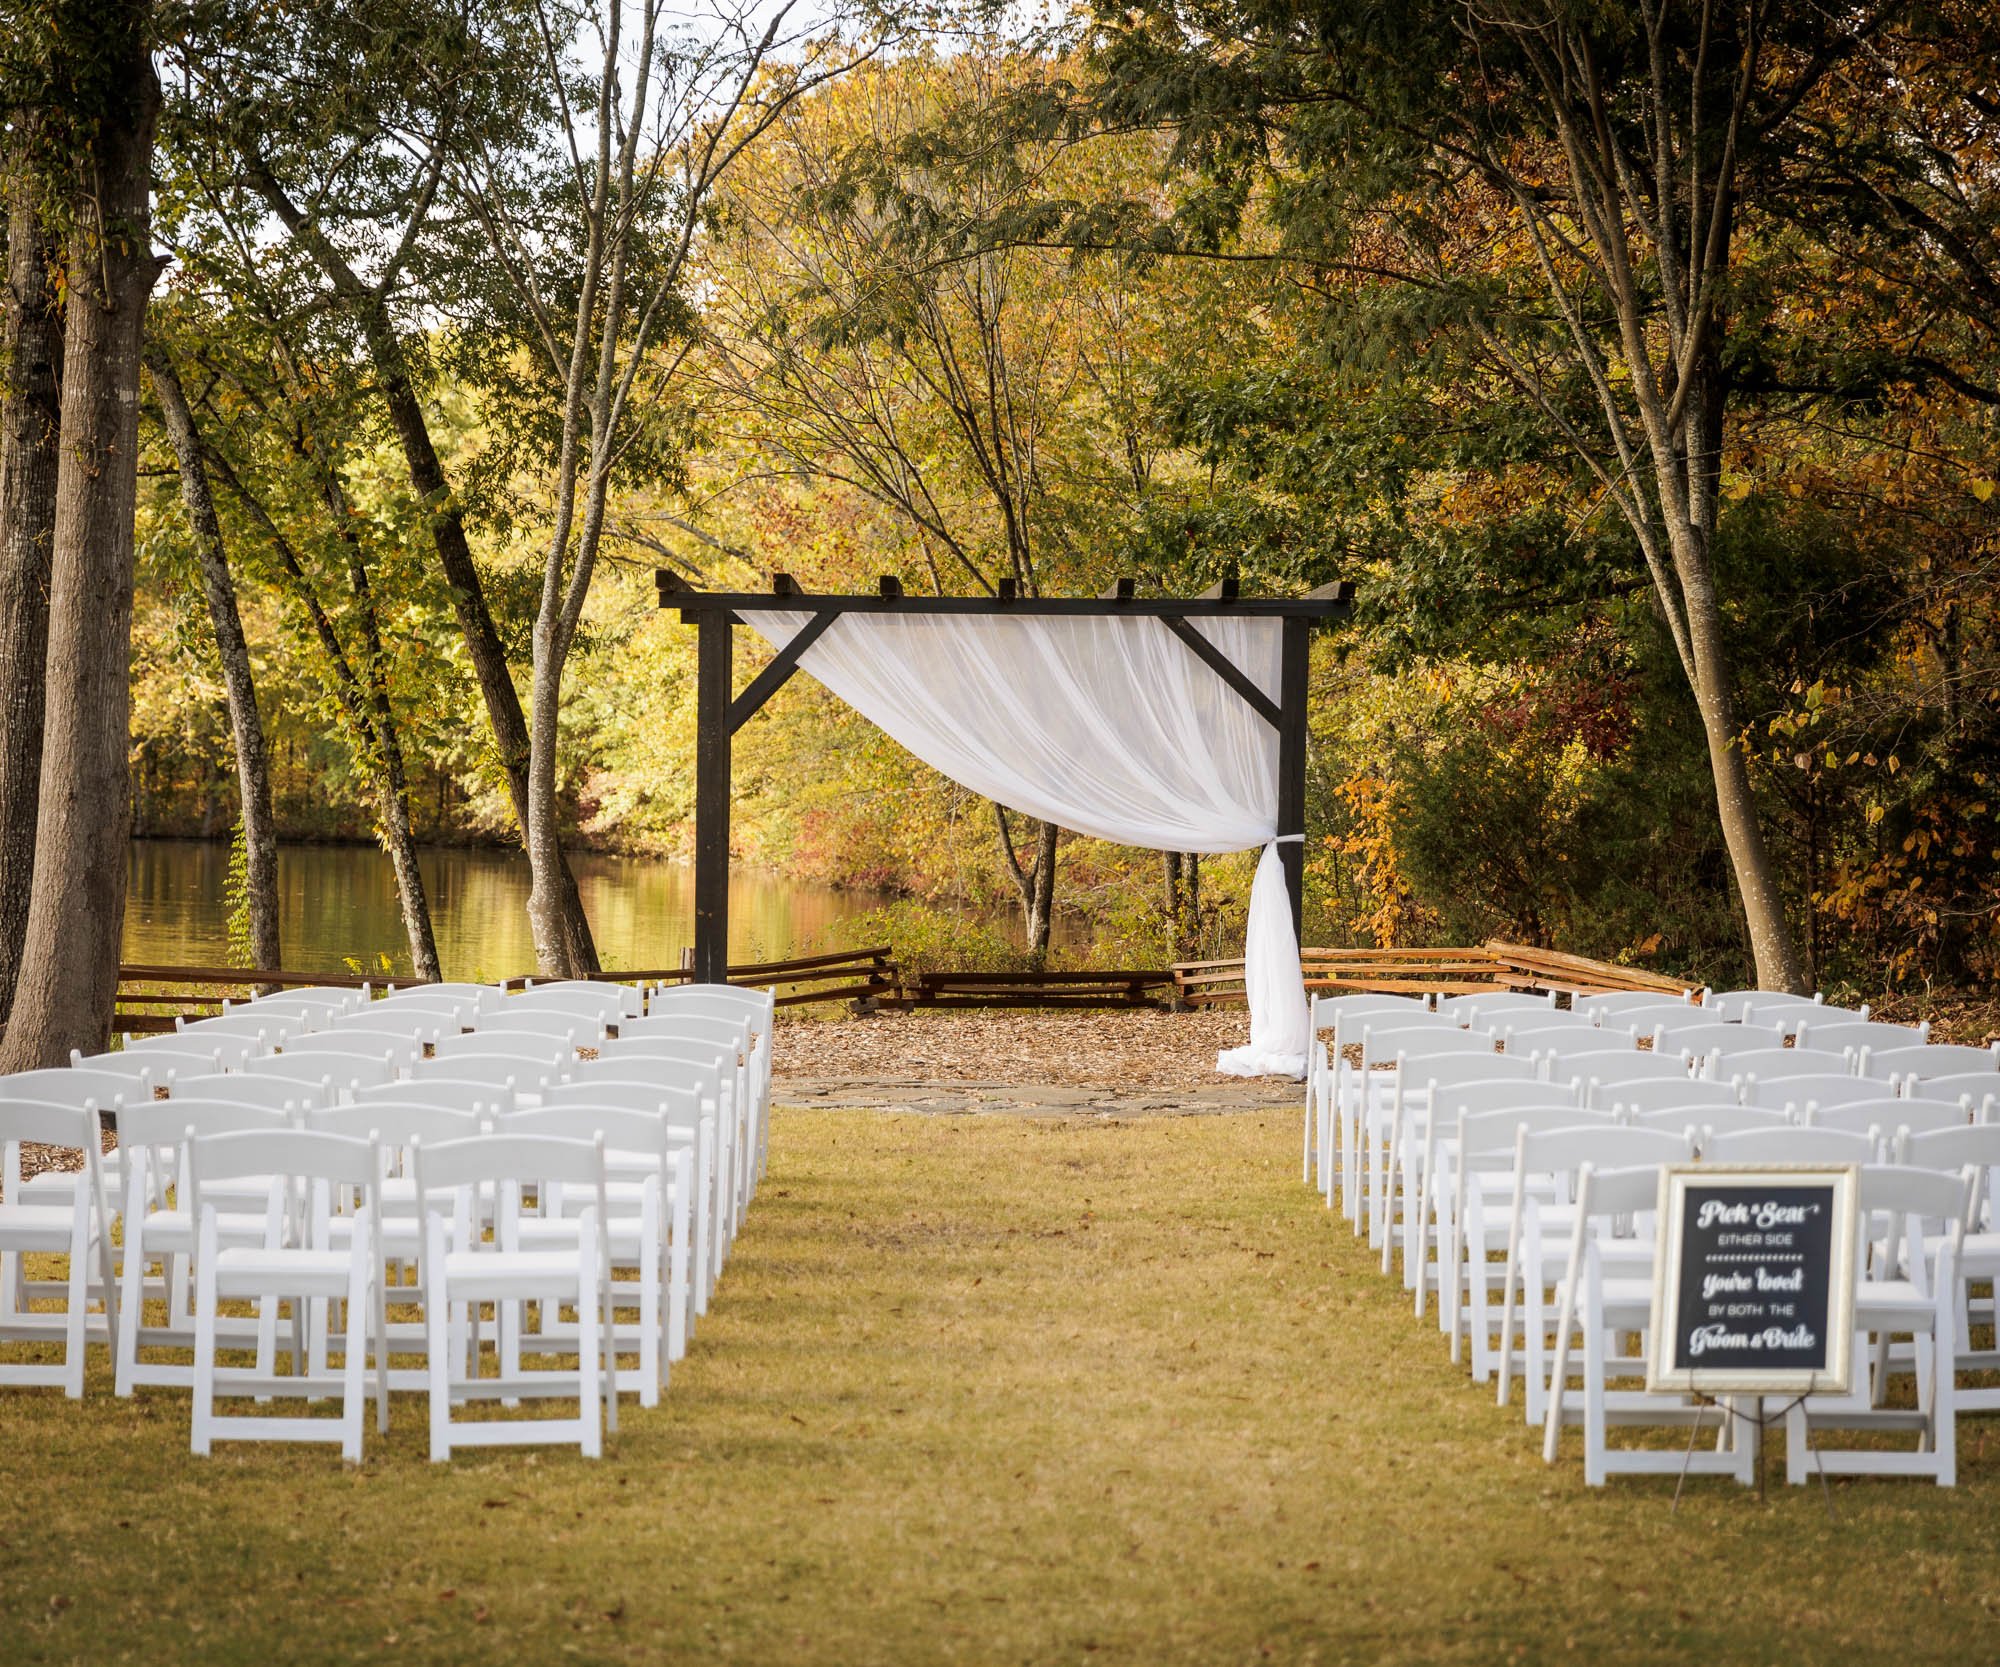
[1171,940,1694,1007]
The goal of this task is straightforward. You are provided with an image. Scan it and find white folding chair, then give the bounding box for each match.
[1600,1078,1740,1118]
[1654,1021,1770,1059]
[1497,1124,1694,1424]
[496,1104,690,1405]
[1378,1054,1543,1286]
[7,1068,150,1205]
[172,1011,303,1048]
[590,1039,743,1256]
[407,1052,563,1098]
[1702,1125,1882,1165]
[1709,1046,1853,1083]
[1794,1018,1929,1055]
[130,1030,267,1069]
[1896,1128,2000,1413]
[1907,1073,2000,1120]
[188,1128,388,1463]
[223,990,364,1023]
[619,1013,757,1212]
[517,978,644,1021]
[71,1044,220,1090]
[307,1101,489,1391]
[434,1029,580,1069]
[471,1006,603,1045]
[1578,1052,1697,1105]
[1441,1102,1610,1379]
[1350,1022,1494,1238]
[1435,991,1555,1029]
[327,1006,457,1043]
[1591,1000,1709,1040]
[1626,1103,1782,1144]
[377,982,504,1014]
[1400,1067,1558,1316]
[242,1051,393,1097]
[169,1072,335,1114]
[1737,1072,1880,1113]
[1539,1162,1756,1487]
[412,1132,615,1460]
[276,1038,418,1083]
[1805,1098,1967,1137]
[1784,1165,1974,1486]
[545,1076,715,1326]
[1573,991,1695,1022]
[112,1099,294,1396]
[1860,1042,2000,1084]
[0,1100,117,1396]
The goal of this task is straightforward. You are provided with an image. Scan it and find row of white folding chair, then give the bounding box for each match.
[648,985,777,1189]
[226,986,370,1021]
[1700,988,1869,1026]
[121,1084,692,1410]
[516,977,644,1021]
[181,1125,616,1463]
[1353,1023,1497,1240]
[1571,990,1697,1022]
[1513,1123,1947,1435]
[1303,993,1432,1201]
[0,1099,120,1396]
[1355,1027,1671,1249]
[1541,1160,1974,1485]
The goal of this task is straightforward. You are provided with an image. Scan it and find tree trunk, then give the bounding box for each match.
[202,440,443,982]
[1027,819,1057,962]
[328,476,443,982]
[349,295,596,975]
[1669,364,1806,995]
[0,123,62,1027]
[0,20,161,1069]
[146,346,281,976]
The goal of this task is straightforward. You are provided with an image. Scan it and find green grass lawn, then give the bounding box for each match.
[4,1106,1996,1665]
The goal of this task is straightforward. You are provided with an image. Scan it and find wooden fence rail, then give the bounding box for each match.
[112,946,901,1032]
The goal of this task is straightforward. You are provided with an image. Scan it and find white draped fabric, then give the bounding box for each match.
[750,610,1311,1077]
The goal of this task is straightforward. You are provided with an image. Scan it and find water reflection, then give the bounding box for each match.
[122,839,906,980]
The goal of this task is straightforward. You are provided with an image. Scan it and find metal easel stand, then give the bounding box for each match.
[1671,1387,1835,1518]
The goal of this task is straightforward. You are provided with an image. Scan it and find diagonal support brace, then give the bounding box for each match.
[728,609,838,735]
[1160,616,1282,731]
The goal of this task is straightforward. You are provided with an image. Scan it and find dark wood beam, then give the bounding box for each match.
[1160,616,1282,730]
[877,574,903,598]
[1277,616,1309,941]
[1100,577,1135,601]
[693,614,733,983]
[1197,576,1240,602]
[727,608,838,735]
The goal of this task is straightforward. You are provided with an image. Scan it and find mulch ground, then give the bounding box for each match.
[772,1008,1255,1089]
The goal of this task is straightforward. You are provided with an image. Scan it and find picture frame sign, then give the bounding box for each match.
[1647,1165,1859,1397]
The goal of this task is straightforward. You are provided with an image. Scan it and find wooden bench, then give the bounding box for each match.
[883,969,1177,1011]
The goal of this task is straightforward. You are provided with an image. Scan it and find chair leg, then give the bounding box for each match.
[341,1268,368,1464]
[63,1232,90,1400]
[191,1236,219,1457]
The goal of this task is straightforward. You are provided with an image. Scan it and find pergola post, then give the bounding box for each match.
[692,611,733,983]
[1277,615,1309,941]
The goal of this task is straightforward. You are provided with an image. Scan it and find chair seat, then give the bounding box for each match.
[210,1245,360,1295]
[0,1203,86,1247]
[442,1249,584,1289]
[515,1217,654,1256]
[1855,1279,1936,1329]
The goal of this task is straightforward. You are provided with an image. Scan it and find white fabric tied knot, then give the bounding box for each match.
[749,609,1311,1079]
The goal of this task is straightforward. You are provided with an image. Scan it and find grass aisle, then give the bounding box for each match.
[3,1107,1995,1664]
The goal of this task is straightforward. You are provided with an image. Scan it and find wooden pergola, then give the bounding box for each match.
[658,572,1354,983]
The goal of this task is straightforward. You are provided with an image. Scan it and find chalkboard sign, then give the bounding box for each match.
[1647,1165,1859,1397]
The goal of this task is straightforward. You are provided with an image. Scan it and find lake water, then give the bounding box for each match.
[122,839,908,980]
